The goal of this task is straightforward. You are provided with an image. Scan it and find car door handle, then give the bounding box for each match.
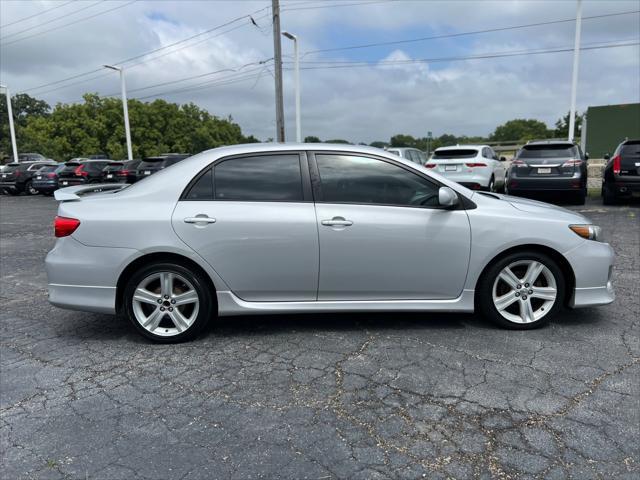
[184,216,216,224]
[321,217,353,227]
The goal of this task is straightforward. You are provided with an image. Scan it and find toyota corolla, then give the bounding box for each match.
[46,144,615,342]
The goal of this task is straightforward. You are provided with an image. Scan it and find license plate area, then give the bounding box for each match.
[537,168,551,174]
[144,170,151,175]
[106,174,113,179]
[445,165,457,171]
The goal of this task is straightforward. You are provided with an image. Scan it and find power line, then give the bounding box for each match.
[0,1,105,40]
[0,0,77,29]
[282,0,396,12]
[1,1,137,47]
[302,9,640,55]
[19,6,271,94]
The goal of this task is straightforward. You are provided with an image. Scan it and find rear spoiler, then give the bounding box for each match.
[54,183,128,201]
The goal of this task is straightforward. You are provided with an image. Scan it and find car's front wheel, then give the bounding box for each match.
[477,252,565,329]
[123,262,214,342]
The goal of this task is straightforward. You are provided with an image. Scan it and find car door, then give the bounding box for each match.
[172,152,319,302]
[310,152,471,301]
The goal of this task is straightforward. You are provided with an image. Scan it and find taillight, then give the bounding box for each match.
[47,172,56,179]
[14,170,21,177]
[54,216,81,238]
[424,164,436,169]
[561,159,583,167]
[511,159,527,168]
[612,155,621,175]
[117,169,130,176]
[465,163,487,168]
[74,165,88,177]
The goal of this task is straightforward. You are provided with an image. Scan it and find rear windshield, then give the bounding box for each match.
[3,163,22,172]
[433,149,478,159]
[138,158,165,169]
[518,145,578,158]
[105,162,124,169]
[621,141,640,156]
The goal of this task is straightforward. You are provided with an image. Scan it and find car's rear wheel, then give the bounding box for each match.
[486,176,495,193]
[123,262,213,343]
[478,252,565,329]
[25,181,38,195]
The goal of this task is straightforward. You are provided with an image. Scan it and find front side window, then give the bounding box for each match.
[214,154,303,201]
[316,154,440,207]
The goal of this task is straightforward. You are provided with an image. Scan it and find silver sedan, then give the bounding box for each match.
[46,144,614,342]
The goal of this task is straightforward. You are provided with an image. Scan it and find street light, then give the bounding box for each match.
[282,31,301,143]
[0,84,19,163]
[104,65,133,160]
[568,0,582,142]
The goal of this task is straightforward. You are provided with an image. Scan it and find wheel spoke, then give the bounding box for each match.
[524,261,544,285]
[133,288,160,305]
[160,272,173,297]
[499,267,521,289]
[494,291,518,311]
[520,299,535,323]
[143,308,164,331]
[169,309,189,332]
[531,286,556,301]
[173,290,198,306]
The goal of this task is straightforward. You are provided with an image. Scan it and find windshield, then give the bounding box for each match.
[518,145,578,158]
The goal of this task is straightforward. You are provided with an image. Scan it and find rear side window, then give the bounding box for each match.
[316,154,440,207]
[518,145,578,158]
[37,165,58,173]
[185,169,213,200]
[433,149,478,159]
[214,155,303,201]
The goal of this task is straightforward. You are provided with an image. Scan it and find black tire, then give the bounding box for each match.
[123,261,214,343]
[485,176,495,193]
[24,180,38,196]
[602,184,617,205]
[477,251,566,330]
[6,188,19,196]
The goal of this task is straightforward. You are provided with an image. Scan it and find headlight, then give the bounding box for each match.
[569,224,603,241]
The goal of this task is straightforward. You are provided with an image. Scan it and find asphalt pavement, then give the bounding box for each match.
[1,194,638,479]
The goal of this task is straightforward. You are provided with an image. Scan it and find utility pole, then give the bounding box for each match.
[104,65,133,160]
[283,31,301,142]
[568,0,582,142]
[272,0,285,142]
[0,85,19,163]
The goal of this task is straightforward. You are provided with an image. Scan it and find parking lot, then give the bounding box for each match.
[1,194,638,479]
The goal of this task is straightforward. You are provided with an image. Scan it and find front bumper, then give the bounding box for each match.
[564,240,615,308]
[46,236,138,314]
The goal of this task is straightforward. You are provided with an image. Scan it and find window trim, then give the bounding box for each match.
[308,150,470,210]
[180,151,313,203]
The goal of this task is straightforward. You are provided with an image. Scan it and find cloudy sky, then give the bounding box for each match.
[1,0,639,143]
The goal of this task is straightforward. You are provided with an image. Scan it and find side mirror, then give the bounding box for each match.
[500,156,507,162]
[438,186,459,208]
[604,153,610,160]
[584,153,589,161]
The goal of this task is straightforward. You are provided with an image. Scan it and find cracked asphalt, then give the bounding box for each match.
[1,194,638,479]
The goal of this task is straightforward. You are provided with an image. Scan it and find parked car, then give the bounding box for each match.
[57,159,111,187]
[101,159,142,184]
[425,145,506,192]
[18,153,47,163]
[0,161,58,195]
[47,144,614,342]
[601,139,640,204]
[386,147,427,165]
[135,154,190,181]
[507,141,588,204]
[32,164,65,195]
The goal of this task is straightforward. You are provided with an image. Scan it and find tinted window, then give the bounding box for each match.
[621,141,640,156]
[37,165,58,173]
[186,169,213,200]
[214,155,303,201]
[518,145,578,158]
[433,149,478,159]
[316,154,439,207]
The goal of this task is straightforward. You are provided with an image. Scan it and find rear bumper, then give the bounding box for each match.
[436,171,492,188]
[508,175,584,192]
[58,178,87,187]
[33,181,57,192]
[45,236,138,314]
[605,179,640,196]
[0,181,19,190]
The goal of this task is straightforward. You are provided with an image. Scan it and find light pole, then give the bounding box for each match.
[282,31,301,143]
[104,65,133,160]
[0,84,19,163]
[568,0,582,142]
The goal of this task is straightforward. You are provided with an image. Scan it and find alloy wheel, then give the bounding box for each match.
[492,260,557,324]
[131,271,200,337]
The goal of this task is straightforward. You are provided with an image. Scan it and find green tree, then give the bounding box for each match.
[390,134,417,148]
[369,141,388,149]
[0,93,51,160]
[554,111,582,138]
[489,119,552,142]
[304,135,321,143]
[324,139,351,144]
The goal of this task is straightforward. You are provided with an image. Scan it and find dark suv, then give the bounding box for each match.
[102,159,142,184]
[57,159,111,187]
[135,154,190,181]
[507,141,588,204]
[32,164,66,195]
[0,161,58,195]
[602,139,640,204]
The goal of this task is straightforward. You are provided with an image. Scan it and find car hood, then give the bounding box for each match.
[472,192,591,223]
